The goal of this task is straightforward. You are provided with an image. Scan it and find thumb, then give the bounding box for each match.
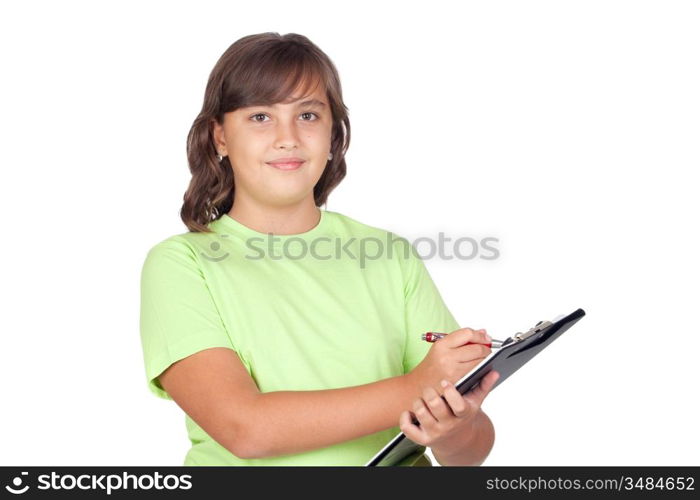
[468,370,500,407]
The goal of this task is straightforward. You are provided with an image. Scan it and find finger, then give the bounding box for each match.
[413,396,438,426]
[399,410,428,445]
[440,379,473,418]
[454,343,492,363]
[441,327,479,348]
[443,328,491,349]
[422,385,452,422]
[465,370,500,408]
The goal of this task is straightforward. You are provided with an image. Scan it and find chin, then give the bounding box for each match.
[264,188,313,206]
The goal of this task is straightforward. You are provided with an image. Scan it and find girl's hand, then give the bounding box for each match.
[405,328,492,396]
[399,370,500,450]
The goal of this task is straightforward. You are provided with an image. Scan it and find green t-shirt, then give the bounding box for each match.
[139,209,460,466]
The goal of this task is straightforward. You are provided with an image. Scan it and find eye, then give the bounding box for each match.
[249,112,319,123]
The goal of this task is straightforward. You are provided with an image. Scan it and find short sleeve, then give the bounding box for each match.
[394,237,461,374]
[139,237,236,400]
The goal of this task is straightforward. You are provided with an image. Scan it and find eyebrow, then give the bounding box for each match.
[257,99,326,109]
[296,99,326,108]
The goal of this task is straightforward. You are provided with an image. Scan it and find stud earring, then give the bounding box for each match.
[327,152,333,161]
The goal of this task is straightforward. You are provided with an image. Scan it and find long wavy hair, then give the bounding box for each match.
[181,32,351,233]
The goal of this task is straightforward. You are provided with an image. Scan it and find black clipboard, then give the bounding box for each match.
[365,308,586,466]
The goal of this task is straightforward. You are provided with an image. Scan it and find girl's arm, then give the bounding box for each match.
[158,346,424,459]
[246,370,421,459]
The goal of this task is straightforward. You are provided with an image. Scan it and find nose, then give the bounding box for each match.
[273,117,300,150]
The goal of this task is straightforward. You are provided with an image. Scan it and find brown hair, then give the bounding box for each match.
[180,32,351,233]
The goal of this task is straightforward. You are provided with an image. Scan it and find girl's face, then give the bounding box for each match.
[212,84,333,208]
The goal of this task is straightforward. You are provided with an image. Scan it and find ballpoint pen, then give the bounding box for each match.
[421,332,505,349]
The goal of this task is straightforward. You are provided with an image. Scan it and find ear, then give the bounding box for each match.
[211,119,226,151]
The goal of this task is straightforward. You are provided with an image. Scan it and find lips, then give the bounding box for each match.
[266,158,306,170]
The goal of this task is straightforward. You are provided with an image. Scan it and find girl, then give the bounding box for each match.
[139,32,499,466]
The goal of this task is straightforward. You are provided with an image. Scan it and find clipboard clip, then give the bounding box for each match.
[506,319,553,345]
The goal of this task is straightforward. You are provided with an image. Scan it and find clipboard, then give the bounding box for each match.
[365,307,586,466]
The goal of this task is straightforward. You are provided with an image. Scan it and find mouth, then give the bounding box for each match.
[266,160,305,171]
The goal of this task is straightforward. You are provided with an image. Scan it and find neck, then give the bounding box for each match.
[227,196,321,235]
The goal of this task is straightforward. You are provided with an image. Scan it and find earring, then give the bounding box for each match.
[217,153,224,162]
[327,152,333,161]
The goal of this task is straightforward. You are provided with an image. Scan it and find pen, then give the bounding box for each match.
[421,332,505,349]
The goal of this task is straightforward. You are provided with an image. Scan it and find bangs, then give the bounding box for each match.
[220,46,326,111]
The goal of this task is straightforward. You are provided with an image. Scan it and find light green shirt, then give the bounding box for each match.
[139,209,460,466]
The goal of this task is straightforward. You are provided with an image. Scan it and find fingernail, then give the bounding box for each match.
[485,332,492,342]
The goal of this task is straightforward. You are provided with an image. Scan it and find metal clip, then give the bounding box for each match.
[513,320,552,342]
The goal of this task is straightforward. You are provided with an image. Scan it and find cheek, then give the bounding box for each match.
[229,139,266,165]
[304,122,332,141]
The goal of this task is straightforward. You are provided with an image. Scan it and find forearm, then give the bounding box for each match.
[432,409,496,466]
[242,374,422,459]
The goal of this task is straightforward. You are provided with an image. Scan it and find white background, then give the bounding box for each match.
[1,0,698,466]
